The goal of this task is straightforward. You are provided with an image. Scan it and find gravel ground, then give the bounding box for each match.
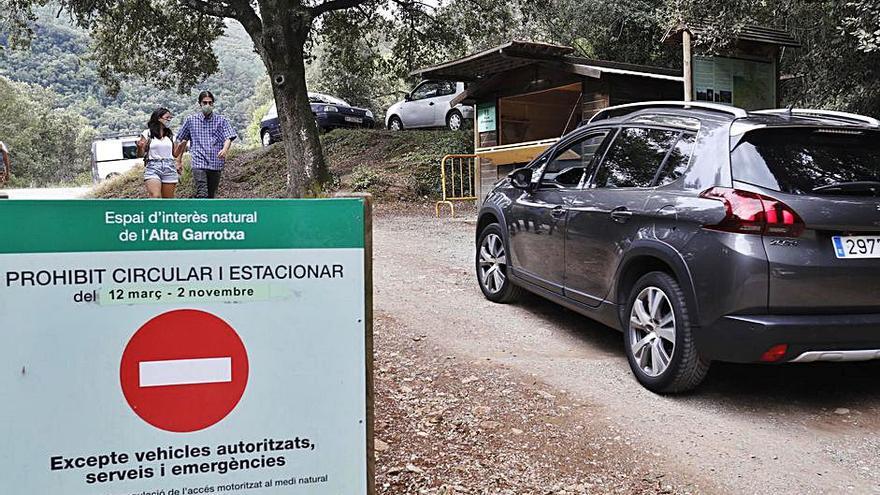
[372,312,703,494]
[372,205,880,494]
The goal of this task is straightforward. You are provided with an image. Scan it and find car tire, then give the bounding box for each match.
[476,223,523,303]
[388,116,403,131]
[623,271,710,394]
[105,172,120,180]
[446,110,463,131]
[261,130,273,147]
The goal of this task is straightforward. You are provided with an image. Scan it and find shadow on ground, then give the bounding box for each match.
[510,292,880,413]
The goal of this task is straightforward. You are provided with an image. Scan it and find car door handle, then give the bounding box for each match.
[551,206,567,219]
[610,207,633,223]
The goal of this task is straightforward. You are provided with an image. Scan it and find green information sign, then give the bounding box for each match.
[0,199,373,495]
[0,199,364,253]
[692,55,776,110]
[477,103,497,133]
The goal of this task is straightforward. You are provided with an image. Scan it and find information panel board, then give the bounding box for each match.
[477,103,497,133]
[692,55,776,110]
[0,199,372,495]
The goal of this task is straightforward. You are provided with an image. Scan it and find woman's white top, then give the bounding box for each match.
[141,130,174,160]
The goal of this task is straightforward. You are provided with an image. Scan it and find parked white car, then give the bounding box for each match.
[385,81,473,131]
[91,134,142,181]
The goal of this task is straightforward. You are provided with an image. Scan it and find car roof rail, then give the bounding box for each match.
[588,101,749,124]
[93,131,142,140]
[751,108,880,127]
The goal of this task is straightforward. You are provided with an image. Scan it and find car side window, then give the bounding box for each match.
[122,141,139,159]
[265,103,277,120]
[539,131,609,189]
[411,82,440,100]
[655,132,697,186]
[438,81,457,96]
[593,127,681,188]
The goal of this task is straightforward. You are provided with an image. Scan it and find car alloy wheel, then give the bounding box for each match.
[623,272,709,393]
[447,111,462,131]
[261,131,272,147]
[475,223,523,303]
[628,286,676,377]
[389,117,402,131]
[479,232,507,294]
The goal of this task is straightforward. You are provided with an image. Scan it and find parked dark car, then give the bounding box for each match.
[476,101,880,393]
[260,92,375,146]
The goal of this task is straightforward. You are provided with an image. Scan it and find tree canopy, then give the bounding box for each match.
[3,0,880,193]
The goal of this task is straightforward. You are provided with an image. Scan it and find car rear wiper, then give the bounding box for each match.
[811,181,880,195]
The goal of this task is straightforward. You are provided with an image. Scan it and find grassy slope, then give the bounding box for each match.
[90,129,473,200]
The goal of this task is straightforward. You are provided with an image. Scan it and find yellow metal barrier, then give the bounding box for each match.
[436,154,478,217]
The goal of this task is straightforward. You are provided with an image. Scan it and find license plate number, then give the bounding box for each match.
[833,236,880,258]
[344,116,363,123]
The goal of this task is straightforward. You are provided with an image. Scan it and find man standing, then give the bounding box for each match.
[176,91,238,198]
[0,141,10,185]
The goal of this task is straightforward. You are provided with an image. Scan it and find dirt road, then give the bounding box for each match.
[373,208,880,494]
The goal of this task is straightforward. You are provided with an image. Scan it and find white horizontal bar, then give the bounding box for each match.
[139,357,232,387]
[790,350,880,363]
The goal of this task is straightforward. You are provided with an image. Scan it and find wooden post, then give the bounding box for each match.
[682,30,693,102]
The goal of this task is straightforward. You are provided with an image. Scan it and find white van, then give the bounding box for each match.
[91,134,142,182]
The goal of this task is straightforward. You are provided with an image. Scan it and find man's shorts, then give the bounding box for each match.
[144,159,179,184]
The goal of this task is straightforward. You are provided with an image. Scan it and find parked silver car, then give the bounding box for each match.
[385,81,473,131]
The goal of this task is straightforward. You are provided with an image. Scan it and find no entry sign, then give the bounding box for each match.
[120,309,249,433]
[0,198,374,495]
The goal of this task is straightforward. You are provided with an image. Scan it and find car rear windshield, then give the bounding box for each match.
[732,128,880,196]
[309,94,349,106]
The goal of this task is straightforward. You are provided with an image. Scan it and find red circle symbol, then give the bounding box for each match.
[120,309,249,433]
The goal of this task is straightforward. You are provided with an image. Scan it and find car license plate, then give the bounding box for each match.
[344,116,363,123]
[832,236,880,258]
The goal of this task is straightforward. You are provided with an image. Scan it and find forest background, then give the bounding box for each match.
[1,0,880,186]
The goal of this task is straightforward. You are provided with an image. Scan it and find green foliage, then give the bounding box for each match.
[245,76,273,146]
[350,164,384,192]
[523,0,678,67]
[0,76,93,186]
[842,1,880,52]
[0,7,266,143]
[313,10,391,109]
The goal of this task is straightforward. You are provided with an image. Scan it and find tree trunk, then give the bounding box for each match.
[253,2,329,197]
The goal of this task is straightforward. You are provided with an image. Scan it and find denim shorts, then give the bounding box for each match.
[144,159,179,184]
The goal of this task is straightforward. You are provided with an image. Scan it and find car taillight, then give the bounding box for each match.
[700,187,805,237]
[760,344,788,362]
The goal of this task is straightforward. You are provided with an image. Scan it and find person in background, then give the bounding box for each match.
[0,140,10,184]
[175,90,237,198]
[137,108,184,198]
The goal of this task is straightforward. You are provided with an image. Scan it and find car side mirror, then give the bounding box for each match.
[510,168,533,190]
[404,93,412,101]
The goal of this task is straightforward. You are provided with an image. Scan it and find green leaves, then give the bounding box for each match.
[0,76,94,186]
[86,0,224,95]
[841,1,880,53]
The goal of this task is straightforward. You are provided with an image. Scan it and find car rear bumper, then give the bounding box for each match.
[316,113,375,129]
[698,313,880,363]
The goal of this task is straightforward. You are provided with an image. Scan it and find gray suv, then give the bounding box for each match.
[475,101,880,393]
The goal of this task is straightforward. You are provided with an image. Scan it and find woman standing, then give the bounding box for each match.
[138,108,183,198]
